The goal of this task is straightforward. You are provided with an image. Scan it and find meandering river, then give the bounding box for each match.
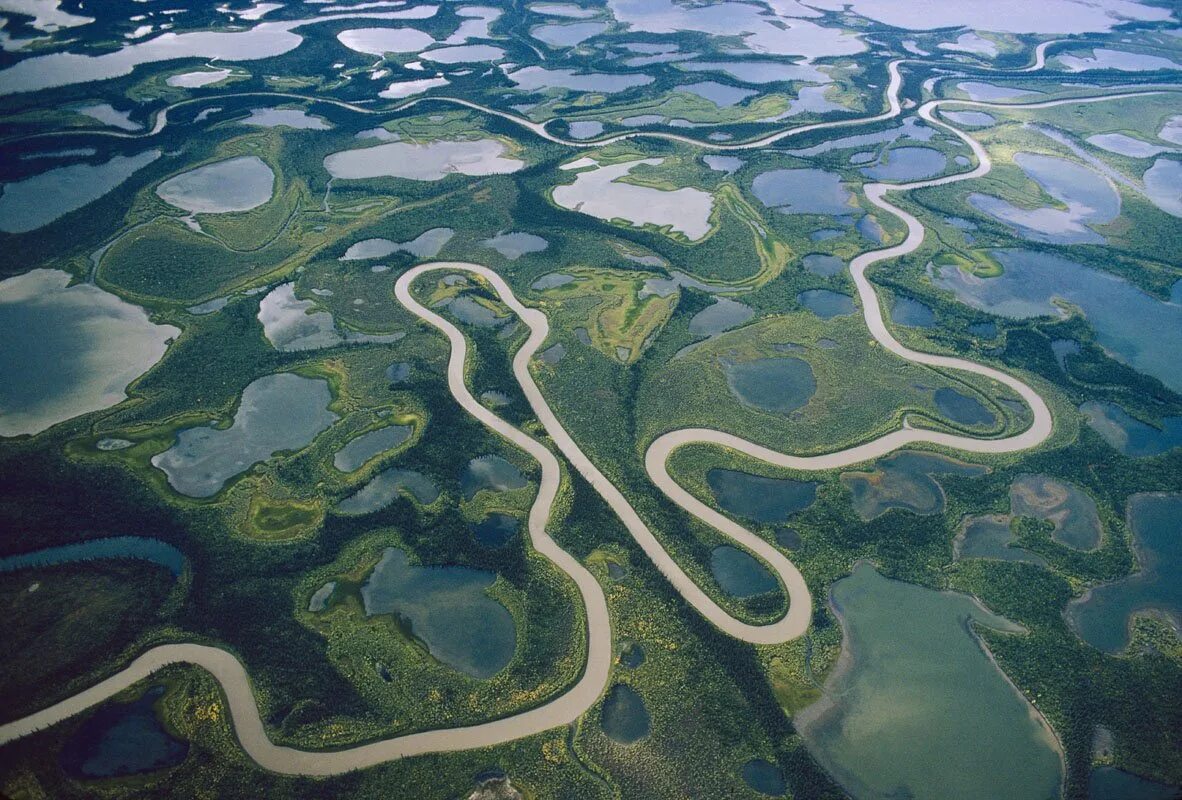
[1,42,1170,778]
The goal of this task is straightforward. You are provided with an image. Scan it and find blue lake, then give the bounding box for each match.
[462,455,528,499]
[723,357,816,414]
[797,563,1063,800]
[860,147,947,181]
[59,687,188,779]
[934,249,1182,394]
[891,296,937,328]
[798,290,855,319]
[333,425,411,472]
[152,373,338,498]
[361,548,515,678]
[707,468,817,523]
[0,150,160,233]
[1081,402,1182,457]
[338,468,439,514]
[601,684,650,744]
[968,153,1119,245]
[955,516,1048,567]
[741,759,786,796]
[1067,493,1182,653]
[472,513,520,548]
[752,168,852,216]
[935,387,995,427]
[710,545,778,598]
[842,451,987,520]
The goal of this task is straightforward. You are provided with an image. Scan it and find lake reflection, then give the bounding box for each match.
[361,547,515,678]
[152,373,337,497]
[797,562,1062,800]
[0,150,160,233]
[933,250,1182,393]
[0,270,176,437]
[1067,493,1182,653]
[156,156,275,214]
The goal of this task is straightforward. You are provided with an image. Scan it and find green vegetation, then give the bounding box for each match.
[0,9,1180,800]
[934,248,1004,278]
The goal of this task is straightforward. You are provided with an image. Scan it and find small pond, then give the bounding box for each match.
[336,27,434,55]
[324,139,523,181]
[333,425,412,472]
[955,516,1048,567]
[689,298,754,337]
[703,155,742,174]
[308,581,336,612]
[619,641,645,668]
[553,157,713,240]
[348,228,454,260]
[258,283,403,351]
[166,68,231,88]
[421,44,506,63]
[338,468,439,514]
[934,387,995,427]
[680,80,756,107]
[153,374,337,497]
[481,231,548,260]
[706,468,817,523]
[567,120,603,139]
[891,296,936,328]
[942,110,995,127]
[241,107,330,130]
[798,289,855,319]
[380,77,450,99]
[842,451,987,520]
[156,155,275,214]
[507,66,652,93]
[1010,473,1102,551]
[860,147,947,181]
[76,103,140,131]
[1143,157,1182,218]
[1086,133,1173,158]
[710,545,778,598]
[1066,493,1181,653]
[956,81,1040,101]
[386,362,411,385]
[722,357,816,415]
[741,759,786,796]
[532,21,607,47]
[462,455,528,499]
[532,273,575,290]
[445,295,506,328]
[60,687,188,779]
[601,684,650,744]
[472,513,520,548]
[752,168,852,216]
[802,254,843,277]
[361,547,515,678]
[0,536,185,577]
